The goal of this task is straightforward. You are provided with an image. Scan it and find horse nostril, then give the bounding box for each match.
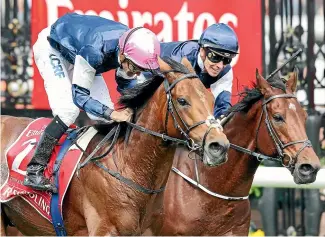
[208,142,220,151]
[298,164,315,176]
[208,142,226,154]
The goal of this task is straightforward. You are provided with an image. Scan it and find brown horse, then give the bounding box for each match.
[159,70,321,236]
[0,58,229,236]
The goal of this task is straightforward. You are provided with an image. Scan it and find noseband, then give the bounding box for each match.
[230,94,312,168]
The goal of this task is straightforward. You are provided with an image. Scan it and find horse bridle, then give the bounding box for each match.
[230,93,312,168]
[79,72,221,167]
[126,71,222,155]
[171,93,312,201]
[162,71,222,152]
[76,71,222,194]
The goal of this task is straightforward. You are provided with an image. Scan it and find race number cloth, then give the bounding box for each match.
[0,118,97,222]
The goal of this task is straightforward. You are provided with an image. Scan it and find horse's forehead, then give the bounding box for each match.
[288,102,296,111]
[267,94,303,115]
[181,80,209,102]
[287,100,306,118]
[194,87,207,103]
[193,84,214,116]
[175,79,212,115]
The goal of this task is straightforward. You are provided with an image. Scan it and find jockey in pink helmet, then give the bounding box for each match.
[119,27,160,72]
[25,13,161,193]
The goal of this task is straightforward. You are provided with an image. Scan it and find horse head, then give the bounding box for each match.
[157,57,230,166]
[253,69,320,183]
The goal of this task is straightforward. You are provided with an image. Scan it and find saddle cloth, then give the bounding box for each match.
[0,118,97,222]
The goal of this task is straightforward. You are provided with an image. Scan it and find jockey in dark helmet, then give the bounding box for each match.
[24,13,160,193]
[159,23,239,118]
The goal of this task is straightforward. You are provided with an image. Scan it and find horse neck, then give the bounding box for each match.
[116,87,176,192]
[197,102,262,196]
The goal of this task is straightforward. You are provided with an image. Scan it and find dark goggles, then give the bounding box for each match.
[205,48,232,65]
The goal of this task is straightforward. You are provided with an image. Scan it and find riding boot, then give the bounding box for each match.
[23,116,68,193]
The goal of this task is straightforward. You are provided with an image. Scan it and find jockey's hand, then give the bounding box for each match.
[110,108,133,122]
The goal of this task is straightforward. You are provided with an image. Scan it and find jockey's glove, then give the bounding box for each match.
[103,107,114,120]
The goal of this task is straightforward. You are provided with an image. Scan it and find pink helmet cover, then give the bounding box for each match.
[119,27,160,70]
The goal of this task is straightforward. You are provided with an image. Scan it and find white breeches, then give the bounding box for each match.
[33,27,114,126]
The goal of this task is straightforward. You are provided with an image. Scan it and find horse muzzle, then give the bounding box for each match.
[292,163,320,184]
[203,139,230,167]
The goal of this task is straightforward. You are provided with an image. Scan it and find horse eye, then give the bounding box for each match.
[273,114,285,123]
[177,98,190,107]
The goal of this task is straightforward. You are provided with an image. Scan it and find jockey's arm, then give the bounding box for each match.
[214,91,232,119]
[209,67,233,118]
[71,46,113,119]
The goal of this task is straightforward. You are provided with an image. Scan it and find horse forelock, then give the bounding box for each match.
[161,57,191,74]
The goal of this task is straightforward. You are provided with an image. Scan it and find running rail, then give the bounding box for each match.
[252,167,325,189]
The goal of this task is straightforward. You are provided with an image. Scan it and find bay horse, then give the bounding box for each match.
[159,69,321,236]
[0,58,229,236]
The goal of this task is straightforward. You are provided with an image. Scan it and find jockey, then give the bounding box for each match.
[24,13,160,193]
[160,23,238,118]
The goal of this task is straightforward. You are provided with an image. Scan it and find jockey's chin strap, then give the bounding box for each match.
[76,72,222,195]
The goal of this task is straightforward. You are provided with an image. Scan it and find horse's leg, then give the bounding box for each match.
[0,210,20,236]
[1,208,7,236]
[3,200,55,236]
[3,181,91,236]
[78,192,117,236]
[142,196,165,236]
[81,193,140,236]
[142,214,164,236]
[231,217,250,236]
[61,177,90,236]
[92,223,119,236]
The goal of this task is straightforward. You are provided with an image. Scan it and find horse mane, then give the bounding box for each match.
[118,75,165,109]
[161,56,191,74]
[226,73,286,115]
[95,57,190,136]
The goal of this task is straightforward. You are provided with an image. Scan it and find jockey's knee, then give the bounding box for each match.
[53,108,80,127]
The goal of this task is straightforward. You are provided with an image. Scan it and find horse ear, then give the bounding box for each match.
[158,57,171,71]
[286,67,298,93]
[256,68,271,94]
[181,57,195,73]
